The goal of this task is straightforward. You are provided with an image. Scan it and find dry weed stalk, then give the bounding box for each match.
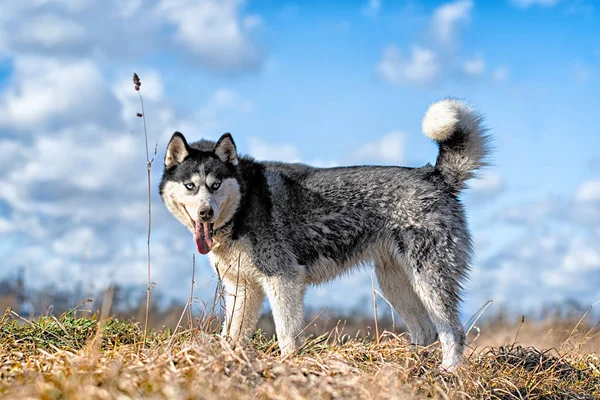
[566,298,600,352]
[86,286,114,355]
[373,289,396,331]
[167,255,198,350]
[371,273,380,345]
[188,254,196,334]
[133,72,157,351]
[513,314,525,345]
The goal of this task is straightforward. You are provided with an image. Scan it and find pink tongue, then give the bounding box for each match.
[194,222,213,255]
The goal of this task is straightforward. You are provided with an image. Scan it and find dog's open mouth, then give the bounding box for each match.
[194,222,214,255]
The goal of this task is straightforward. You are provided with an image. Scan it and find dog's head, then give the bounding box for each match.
[159,132,242,254]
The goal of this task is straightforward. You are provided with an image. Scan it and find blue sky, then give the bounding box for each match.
[0,0,598,319]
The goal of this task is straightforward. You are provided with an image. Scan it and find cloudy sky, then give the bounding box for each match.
[0,0,598,318]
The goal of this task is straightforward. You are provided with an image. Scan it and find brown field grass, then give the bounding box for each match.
[1,306,599,400]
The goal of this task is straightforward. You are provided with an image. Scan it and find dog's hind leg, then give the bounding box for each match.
[261,270,306,356]
[222,277,265,343]
[374,253,437,346]
[404,233,468,371]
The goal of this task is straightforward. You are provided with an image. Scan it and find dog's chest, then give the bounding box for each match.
[207,236,262,282]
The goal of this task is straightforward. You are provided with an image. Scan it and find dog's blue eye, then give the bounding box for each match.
[212,181,221,190]
[184,183,195,190]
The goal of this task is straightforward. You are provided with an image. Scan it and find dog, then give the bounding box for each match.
[159,99,490,371]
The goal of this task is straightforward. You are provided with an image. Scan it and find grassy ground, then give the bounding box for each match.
[1,309,599,399]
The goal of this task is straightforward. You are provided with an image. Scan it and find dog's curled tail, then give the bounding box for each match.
[422,98,491,192]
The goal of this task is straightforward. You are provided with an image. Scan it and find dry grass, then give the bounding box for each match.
[1,308,599,400]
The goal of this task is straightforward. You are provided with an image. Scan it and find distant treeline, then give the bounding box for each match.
[0,270,596,336]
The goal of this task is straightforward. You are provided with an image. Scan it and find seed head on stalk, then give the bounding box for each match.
[133,72,156,353]
[133,73,141,91]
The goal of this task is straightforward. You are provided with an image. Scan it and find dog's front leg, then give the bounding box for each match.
[221,277,264,343]
[262,272,306,356]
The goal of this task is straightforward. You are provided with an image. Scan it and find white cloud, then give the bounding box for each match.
[471,175,600,312]
[0,57,119,130]
[155,0,263,71]
[362,0,381,18]
[376,45,439,85]
[0,218,12,234]
[0,1,155,59]
[201,89,255,115]
[248,137,301,163]
[575,179,600,203]
[470,172,504,193]
[244,138,339,167]
[497,197,564,226]
[495,178,600,229]
[18,14,85,48]
[353,132,406,164]
[375,0,490,87]
[573,179,600,224]
[0,130,145,220]
[0,0,265,73]
[310,159,340,168]
[430,0,473,46]
[511,0,560,8]
[33,0,93,13]
[243,14,263,30]
[196,89,256,134]
[562,237,600,272]
[492,66,510,82]
[115,0,143,18]
[53,227,108,259]
[471,228,600,313]
[463,56,486,76]
[216,133,405,167]
[468,171,505,203]
[23,132,140,191]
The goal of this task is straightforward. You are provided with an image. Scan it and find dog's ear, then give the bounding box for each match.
[165,132,190,168]
[214,133,238,166]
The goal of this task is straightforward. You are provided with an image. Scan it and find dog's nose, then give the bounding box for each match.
[198,206,214,221]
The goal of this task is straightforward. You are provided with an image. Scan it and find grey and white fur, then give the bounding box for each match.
[159,98,490,371]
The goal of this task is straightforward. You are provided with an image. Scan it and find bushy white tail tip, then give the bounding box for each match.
[422,99,477,142]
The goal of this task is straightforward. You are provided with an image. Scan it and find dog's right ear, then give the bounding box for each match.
[165,132,190,168]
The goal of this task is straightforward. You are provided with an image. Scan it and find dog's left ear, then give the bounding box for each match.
[214,133,238,166]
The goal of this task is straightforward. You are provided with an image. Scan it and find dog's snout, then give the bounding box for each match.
[198,206,214,221]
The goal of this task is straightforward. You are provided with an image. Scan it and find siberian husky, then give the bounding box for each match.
[159,99,490,370]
